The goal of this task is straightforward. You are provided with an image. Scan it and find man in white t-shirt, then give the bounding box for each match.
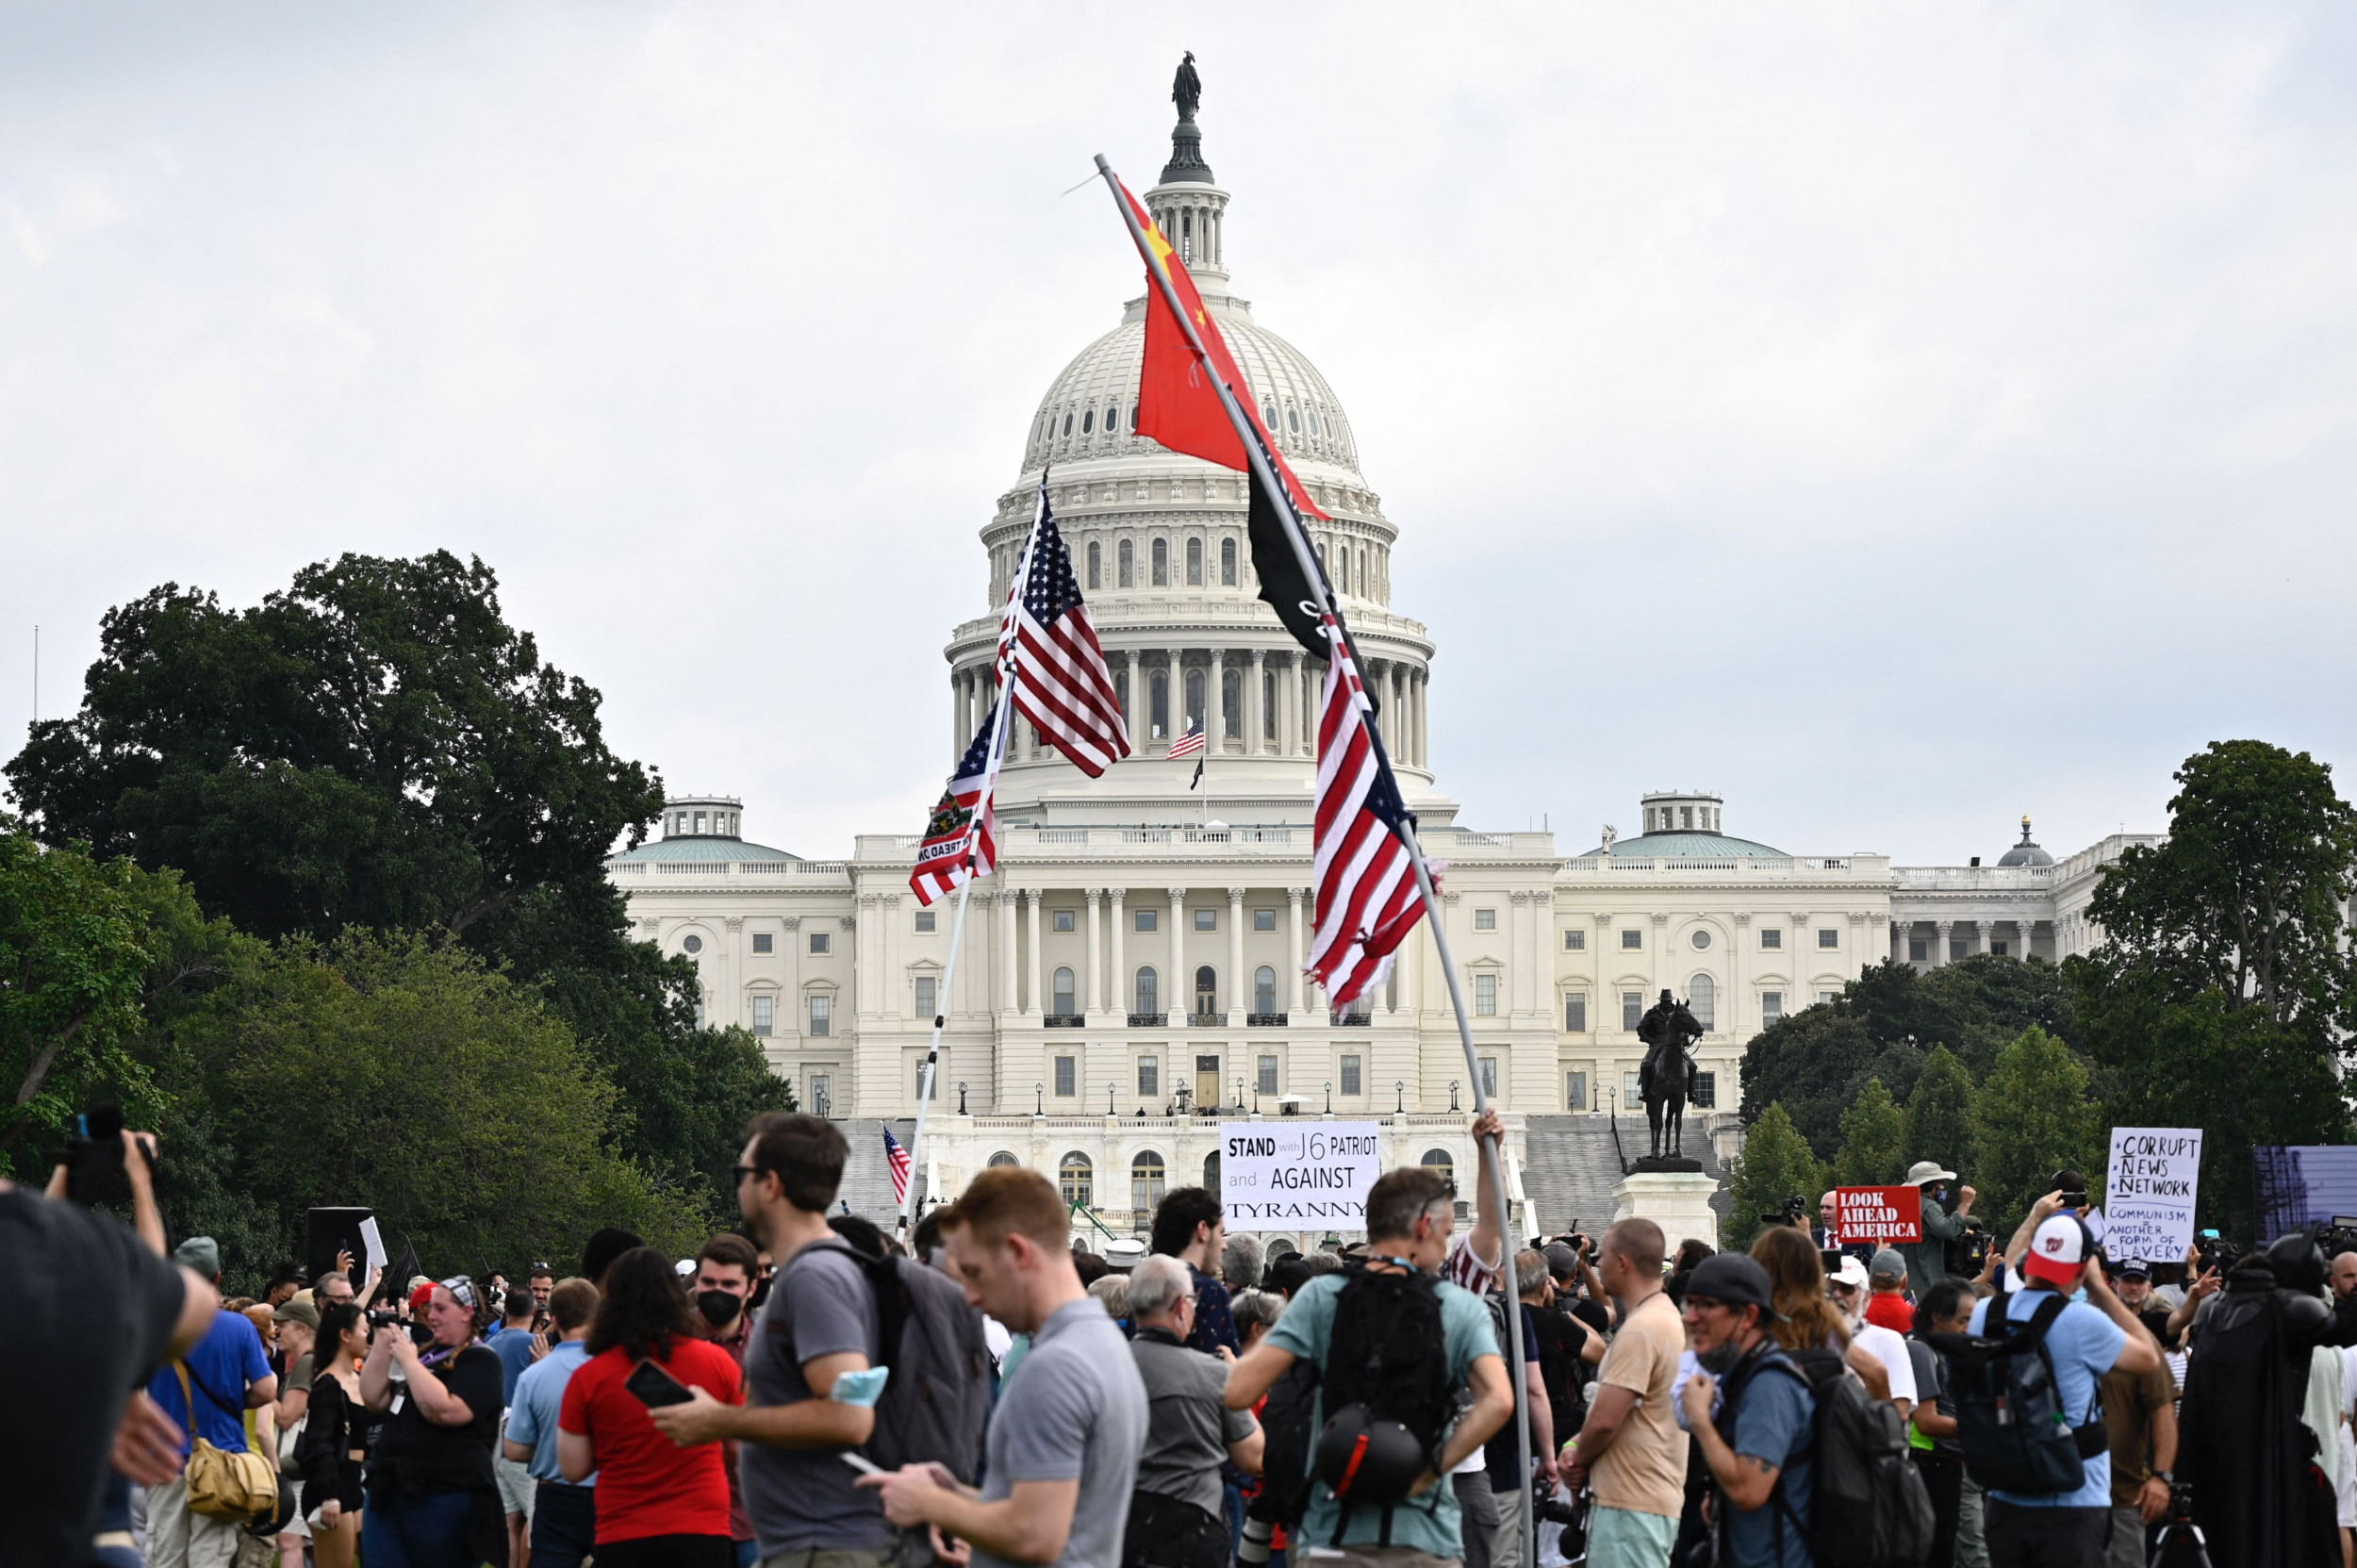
[1828,1255,1916,1420]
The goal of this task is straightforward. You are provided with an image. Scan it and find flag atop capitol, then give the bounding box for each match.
[603,74,2156,1244]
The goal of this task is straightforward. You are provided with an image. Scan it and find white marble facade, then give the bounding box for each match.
[605,118,2152,1241]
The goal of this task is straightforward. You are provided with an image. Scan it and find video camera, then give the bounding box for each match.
[2195,1229,2239,1277]
[1760,1195,1809,1230]
[1948,1216,1993,1276]
[2314,1216,2357,1263]
[45,1105,153,1210]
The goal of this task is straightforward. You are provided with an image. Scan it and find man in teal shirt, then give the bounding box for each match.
[1224,1166,1514,1567]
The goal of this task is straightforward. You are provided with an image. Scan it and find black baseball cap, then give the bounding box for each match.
[1681,1254,1779,1321]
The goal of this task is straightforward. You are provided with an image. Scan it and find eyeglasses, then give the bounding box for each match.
[732,1164,766,1186]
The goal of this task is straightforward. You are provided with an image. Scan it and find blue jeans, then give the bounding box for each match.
[529,1480,598,1568]
[363,1489,476,1568]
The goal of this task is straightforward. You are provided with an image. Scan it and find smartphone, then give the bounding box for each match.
[623,1359,695,1409]
[840,1452,882,1477]
[2059,1191,2088,1211]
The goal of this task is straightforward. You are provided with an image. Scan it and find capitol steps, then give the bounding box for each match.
[1517,1114,1735,1247]
[832,1116,923,1224]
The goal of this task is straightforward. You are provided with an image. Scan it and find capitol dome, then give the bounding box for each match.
[1996,816,2054,867]
[939,82,1445,824]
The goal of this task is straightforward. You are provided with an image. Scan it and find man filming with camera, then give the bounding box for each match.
[1898,1162,1977,1298]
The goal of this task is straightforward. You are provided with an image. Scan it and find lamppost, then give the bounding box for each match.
[1235,1075,1245,1110]
[1324,1081,1333,1115]
[958,1081,969,1115]
[1396,1081,1406,1114]
[1108,1081,1116,1115]
[1449,1079,1460,1112]
[1034,1081,1045,1115]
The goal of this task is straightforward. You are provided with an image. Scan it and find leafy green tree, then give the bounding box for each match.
[173,929,715,1285]
[1740,954,2078,1160]
[1723,1102,1825,1252]
[1835,1077,1906,1186]
[2066,741,2355,1237]
[7,552,664,944]
[1971,1026,2103,1238]
[1904,1045,1978,1178]
[5,553,784,1206]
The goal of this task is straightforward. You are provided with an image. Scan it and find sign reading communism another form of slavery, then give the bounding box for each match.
[1219,1120,1386,1232]
[2106,1127,2203,1265]
[1834,1184,1923,1246]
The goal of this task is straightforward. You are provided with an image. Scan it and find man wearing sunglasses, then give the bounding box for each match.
[1677,1256,1815,1568]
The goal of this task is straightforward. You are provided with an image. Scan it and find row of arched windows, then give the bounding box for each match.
[1084,535,1242,591]
[1026,384,1355,468]
[1047,964,1281,1016]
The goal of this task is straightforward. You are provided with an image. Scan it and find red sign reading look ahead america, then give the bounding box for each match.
[1834,1185,1923,1245]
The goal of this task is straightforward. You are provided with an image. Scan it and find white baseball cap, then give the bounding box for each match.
[2023,1213,2092,1287]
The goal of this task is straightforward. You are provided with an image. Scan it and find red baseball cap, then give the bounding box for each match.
[408,1281,437,1312]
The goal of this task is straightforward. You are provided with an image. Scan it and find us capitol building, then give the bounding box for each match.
[606,99,2153,1243]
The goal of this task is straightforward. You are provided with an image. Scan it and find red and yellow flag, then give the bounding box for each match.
[1119,182,1331,522]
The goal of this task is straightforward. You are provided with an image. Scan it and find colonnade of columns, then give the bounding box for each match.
[969,883,1426,1023]
[948,646,1431,768]
[1892,917,2042,966]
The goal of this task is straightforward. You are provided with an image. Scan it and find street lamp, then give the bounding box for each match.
[1324,1080,1333,1115]
[957,1081,969,1115]
[1235,1075,1244,1110]
[1449,1079,1460,1112]
[1034,1081,1045,1115]
[1396,1080,1406,1114]
[1108,1081,1116,1115]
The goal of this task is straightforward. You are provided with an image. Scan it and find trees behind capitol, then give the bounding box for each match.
[1739,738,2353,1244]
[4,552,788,1286]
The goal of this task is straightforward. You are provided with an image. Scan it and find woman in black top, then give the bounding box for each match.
[297,1303,378,1568]
[359,1278,506,1568]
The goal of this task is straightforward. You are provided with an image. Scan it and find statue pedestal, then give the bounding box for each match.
[1612,1170,1721,1253]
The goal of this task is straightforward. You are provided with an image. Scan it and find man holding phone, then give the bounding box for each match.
[650,1114,899,1568]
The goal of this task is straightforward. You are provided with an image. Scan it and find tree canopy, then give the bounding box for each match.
[1739,954,2077,1162]
[6,552,783,1207]
[1971,1025,2103,1238]
[1722,1102,1823,1253]
[2066,740,2354,1235]
[1835,1077,1906,1187]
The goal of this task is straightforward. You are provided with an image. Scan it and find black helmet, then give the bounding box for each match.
[1313,1403,1428,1506]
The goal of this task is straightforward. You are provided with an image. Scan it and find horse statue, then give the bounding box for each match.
[1635,988,1704,1162]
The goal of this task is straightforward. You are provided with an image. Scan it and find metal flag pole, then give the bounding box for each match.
[1095,157,1535,1559]
[898,492,1043,1237]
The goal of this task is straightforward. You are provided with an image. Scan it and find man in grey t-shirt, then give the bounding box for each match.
[1124,1257,1261,1568]
[651,1114,897,1564]
[865,1168,1149,1568]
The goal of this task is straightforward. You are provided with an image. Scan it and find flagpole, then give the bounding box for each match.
[898,495,1043,1237]
[1096,157,1534,1560]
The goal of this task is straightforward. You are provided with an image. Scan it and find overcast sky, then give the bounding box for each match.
[4,4,2352,866]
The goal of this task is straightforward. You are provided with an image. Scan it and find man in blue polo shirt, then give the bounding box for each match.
[1970,1208,2161,1568]
[504,1277,600,1568]
[145,1236,277,1568]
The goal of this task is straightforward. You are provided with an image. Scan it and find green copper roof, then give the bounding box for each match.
[609,836,799,865]
[1574,831,1788,860]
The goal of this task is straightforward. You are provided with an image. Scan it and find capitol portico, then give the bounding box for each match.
[605,94,2155,1242]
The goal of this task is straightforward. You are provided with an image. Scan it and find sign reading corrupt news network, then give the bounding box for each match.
[1220,1121,1386,1232]
[2106,1127,2203,1265]
[1833,1184,1923,1246]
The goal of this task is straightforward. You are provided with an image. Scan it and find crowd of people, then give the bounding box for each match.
[10,1122,2357,1568]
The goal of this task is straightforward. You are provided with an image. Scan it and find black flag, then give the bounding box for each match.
[1244,421,1376,715]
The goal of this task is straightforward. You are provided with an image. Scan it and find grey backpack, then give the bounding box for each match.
[786,1238,993,1483]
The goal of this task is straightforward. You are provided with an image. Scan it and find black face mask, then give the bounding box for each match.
[696,1289,744,1329]
[748,1274,772,1312]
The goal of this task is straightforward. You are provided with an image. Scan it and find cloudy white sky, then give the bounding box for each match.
[4,5,2352,865]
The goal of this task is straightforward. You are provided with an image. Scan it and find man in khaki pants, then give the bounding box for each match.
[146,1236,278,1568]
[1564,1221,1683,1568]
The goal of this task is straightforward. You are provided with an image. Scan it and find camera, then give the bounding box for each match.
[1533,1474,1585,1527]
[1760,1195,1808,1229]
[1948,1217,1992,1277]
[2195,1229,2239,1276]
[2314,1217,2357,1263]
[46,1105,153,1209]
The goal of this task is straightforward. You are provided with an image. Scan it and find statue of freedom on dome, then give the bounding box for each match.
[1172,52,1202,123]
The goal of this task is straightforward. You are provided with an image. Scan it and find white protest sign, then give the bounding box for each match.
[2106,1127,2203,1264]
[357,1215,388,1274]
[1219,1120,1386,1233]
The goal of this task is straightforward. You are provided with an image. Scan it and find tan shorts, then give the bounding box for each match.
[1299,1547,1463,1568]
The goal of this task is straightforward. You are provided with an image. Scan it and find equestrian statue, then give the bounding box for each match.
[1635,988,1704,1164]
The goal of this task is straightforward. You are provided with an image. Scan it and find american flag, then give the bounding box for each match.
[1303,617,1432,1009]
[1009,495,1129,777]
[1167,718,1205,760]
[882,1124,913,1206]
[908,702,1000,906]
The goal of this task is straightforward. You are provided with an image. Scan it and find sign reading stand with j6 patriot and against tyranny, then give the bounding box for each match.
[1220,1121,1386,1232]
[2106,1127,2203,1265]
[1834,1185,1922,1246]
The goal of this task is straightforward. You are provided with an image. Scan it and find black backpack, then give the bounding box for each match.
[1313,1265,1457,1539]
[1722,1345,1935,1568]
[1247,1358,1323,1528]
[1932,1294,2106,1496]
[780,1237,993,1483]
